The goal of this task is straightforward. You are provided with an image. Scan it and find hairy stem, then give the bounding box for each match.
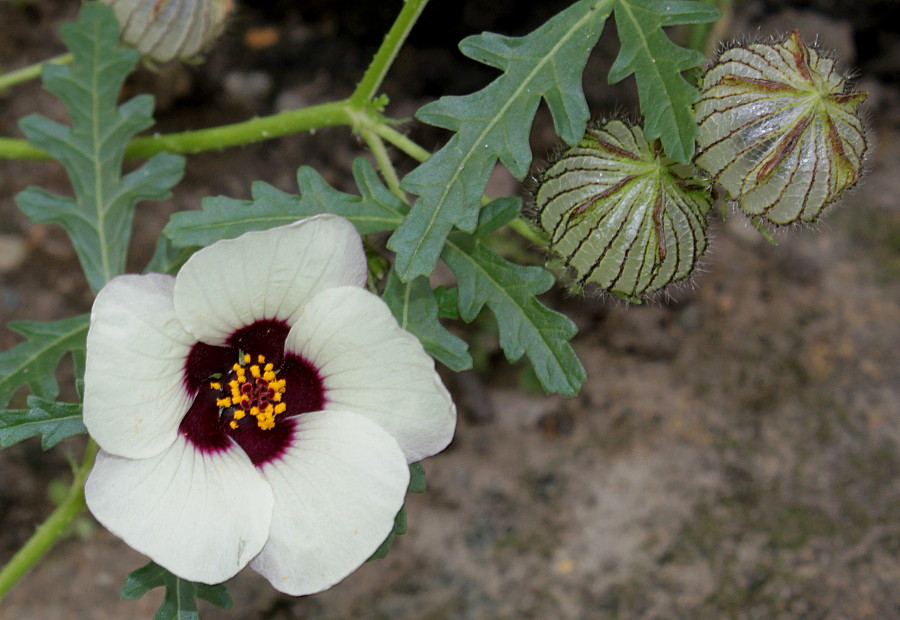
[0,439,98,602]
[0,53,73,92]
[361,128,405,201]
[351,0,432,105]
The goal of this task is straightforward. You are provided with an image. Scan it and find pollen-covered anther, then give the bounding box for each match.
[211,353,288,430]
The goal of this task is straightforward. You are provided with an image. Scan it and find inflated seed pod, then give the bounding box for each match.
[532,120,713,302]
[694,31,868,226]
[101,0,235,63]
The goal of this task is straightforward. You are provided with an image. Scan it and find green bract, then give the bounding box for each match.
[694,31,868,226]
[532,120,712,302]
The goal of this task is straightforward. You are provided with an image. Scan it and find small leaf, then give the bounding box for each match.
[121,562,232,620]
[369,505,408,561]
[0,396,86,449]
[609,0,721,162]
[409,461,426,494]
[165,158,407,247]
[382,272,472,372]
[388,0,612,281]
[441,232,585,397]
[473,197,522,239]
[369,463,426,561]
[14,2,185,292]
[0,314,90,409]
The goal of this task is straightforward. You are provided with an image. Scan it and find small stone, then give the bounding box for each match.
[223,71,273,106]
[0,234,27,274]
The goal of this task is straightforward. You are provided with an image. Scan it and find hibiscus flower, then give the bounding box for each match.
[83,215,455,595]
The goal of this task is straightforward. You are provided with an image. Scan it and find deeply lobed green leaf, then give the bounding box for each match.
[382,272,472,372]
[164,158,406,247]
[442,201,585,397]
[0,396,87,450]
[121,562,232,620]
[0,314,89,409]
[14,2,184,292]
[387,0,613,281]
[609,0,721,162]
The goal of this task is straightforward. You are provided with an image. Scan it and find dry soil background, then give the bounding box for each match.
[0,1,898,618]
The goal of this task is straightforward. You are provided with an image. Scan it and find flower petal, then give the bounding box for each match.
[85,438,274,585]
[285,286,456,462]
[84,274,194,459]
[173,216,367,345]
[249,410,409,595]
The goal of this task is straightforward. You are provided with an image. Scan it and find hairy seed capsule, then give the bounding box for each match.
[101,0,235,63]
[532,120,713,302]
[694,31,868,226]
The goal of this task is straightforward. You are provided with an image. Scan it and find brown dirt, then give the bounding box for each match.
[1,1,898,619]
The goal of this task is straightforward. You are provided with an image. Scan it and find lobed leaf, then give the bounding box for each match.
[609,0,721,162]
[441,201,585,397]
[382,272,472,372]
[164,158,407,247]
[0,396,86,450]
[121,562,232,620]
[14,2,185,293]
[387,0,613,281]
[0,314,89,409]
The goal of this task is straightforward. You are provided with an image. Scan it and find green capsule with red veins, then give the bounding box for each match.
[532,120,713,303]
[101,0,235,63]
[694,31,869,226]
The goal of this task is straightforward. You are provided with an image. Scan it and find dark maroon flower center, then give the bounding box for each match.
[179,319,325,466]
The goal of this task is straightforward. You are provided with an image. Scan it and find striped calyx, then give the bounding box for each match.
[694,31,868,226]
[102,0,235,63]
[532,120,713,302]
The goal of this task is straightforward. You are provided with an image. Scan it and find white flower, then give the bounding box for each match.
[83,215,455,596]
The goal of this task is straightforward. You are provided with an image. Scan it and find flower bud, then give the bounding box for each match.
[694,31,868,226]
[101,0,235,63]
[531,120,713,302]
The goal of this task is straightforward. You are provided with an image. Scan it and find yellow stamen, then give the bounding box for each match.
[258,418,275,430]
[209,350,290,433]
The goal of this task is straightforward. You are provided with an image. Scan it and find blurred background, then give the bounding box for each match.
[0,0,898,617]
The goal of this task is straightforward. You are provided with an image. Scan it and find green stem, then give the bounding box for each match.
[509,218,548,248]
[368,122,431,163]
[361,128,405,201]
[126,101,355,158]
[0,53,73,92]
[351,0,432,105]
[0,101,430,162]
[0,440,98,602]
[686,0,734,56]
